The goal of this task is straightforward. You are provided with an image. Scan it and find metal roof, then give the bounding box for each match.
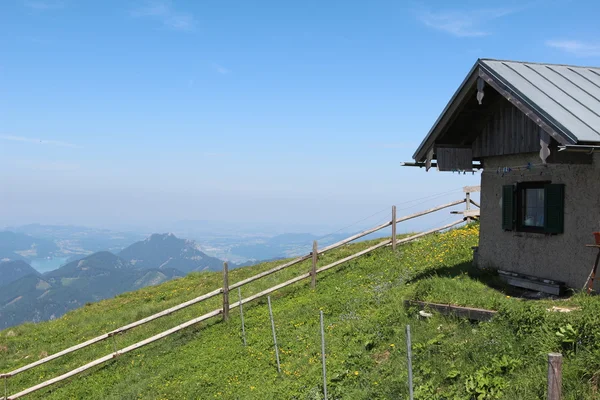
[413,59,600,161]
[480,59,600,143]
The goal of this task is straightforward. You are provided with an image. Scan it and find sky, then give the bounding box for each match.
[1,0,600,233]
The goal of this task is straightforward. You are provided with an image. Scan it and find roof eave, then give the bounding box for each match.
[413,59,583,162]
[412,59,481,162]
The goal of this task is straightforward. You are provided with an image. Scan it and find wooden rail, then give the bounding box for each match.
[1,192,477,399]
[0,287,223,379]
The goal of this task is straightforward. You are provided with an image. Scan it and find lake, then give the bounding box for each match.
[30,257,70,273]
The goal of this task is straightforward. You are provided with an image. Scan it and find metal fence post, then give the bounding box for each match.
[238,287,247,346]
[406,325,414,400]
[320,310,328,400]
[547,353,562,400]
[267,296,281,373]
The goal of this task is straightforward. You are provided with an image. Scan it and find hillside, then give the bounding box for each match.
[1,225,600,399]
[0,231,59,261]
[0,252,183,329]
[119,233,224,272]
[0,261,39,287]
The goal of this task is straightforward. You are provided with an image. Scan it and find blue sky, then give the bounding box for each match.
[1,0,600,232]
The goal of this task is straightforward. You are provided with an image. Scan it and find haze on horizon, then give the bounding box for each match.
[2,0,598,233]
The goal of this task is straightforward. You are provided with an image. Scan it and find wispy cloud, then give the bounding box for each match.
[23,1,65,10]
[418,7,519,37]
[132,1,195,32]
[212,63,230,75]
[546,40,600,57]
[0,135,81,149]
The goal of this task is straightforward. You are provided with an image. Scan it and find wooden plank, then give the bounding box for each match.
[497,271,563,295]
[463,186,481,193]
[237,273,311,306]
[450,210,480,218]
[318,221,391,253]
[404,300,497,322]
[316,240,391,274]
[394,199,465,225]
[228,254,312,291]
[222,262,229,322]
[322,199,463,255]
[385,220,464,248]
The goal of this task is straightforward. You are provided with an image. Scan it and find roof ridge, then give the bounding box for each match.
[480,58,600,70]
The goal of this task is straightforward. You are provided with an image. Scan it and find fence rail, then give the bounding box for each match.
[1,187,479,400]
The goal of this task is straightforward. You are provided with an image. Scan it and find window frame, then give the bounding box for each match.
[515,181,549,233]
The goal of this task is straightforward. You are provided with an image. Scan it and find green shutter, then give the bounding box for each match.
[502,185,515,231]
[545,184,564,234]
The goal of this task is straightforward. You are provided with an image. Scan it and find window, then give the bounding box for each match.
[519,183,545,231]
[502,183,564,234]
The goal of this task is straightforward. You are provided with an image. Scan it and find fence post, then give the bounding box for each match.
[547,353,562,400]
[320,310,328,400]
[392,205,397,251]
[465,191,472,224]
[222,262,229,322]
[311,240,318,289]
[406,325,414,400]
[267,296,281,373]
[4,376,8,400]
[238,287,246,346]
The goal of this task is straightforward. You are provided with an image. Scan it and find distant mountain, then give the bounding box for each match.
[0,251,184,329]
[119,233,224,272]
[7,224,147,255]
[0,261,40,287]
[0,231,59,260]
[231,232,351,261]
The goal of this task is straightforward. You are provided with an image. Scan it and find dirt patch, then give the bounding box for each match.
[372,350,390,365]
[547,306,581,313]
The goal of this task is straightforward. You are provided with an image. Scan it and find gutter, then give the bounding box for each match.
[401,161,483,169]
[558,144,600,153]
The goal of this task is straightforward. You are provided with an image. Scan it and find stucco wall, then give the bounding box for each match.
[478,152,600,289]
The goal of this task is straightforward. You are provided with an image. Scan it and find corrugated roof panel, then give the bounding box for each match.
[547,66,600,105]
[574,68,600,88]
[519,63,600,135]
[482,60,599,141]
[481,60,600,142]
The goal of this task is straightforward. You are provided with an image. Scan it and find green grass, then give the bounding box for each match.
[2,224,600,399]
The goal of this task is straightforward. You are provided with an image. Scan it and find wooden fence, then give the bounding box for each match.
[1,188,479,399]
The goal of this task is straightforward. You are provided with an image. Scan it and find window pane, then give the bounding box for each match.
[521,188,545,227]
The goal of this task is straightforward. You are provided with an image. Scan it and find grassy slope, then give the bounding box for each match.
[1,225,600,399]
